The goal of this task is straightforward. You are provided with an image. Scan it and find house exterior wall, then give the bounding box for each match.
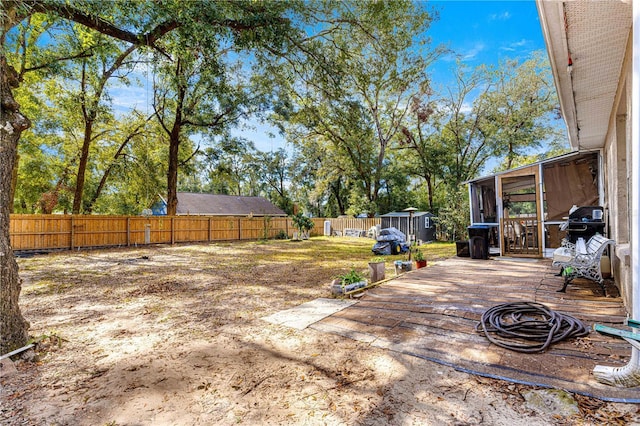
[603,33,633,307]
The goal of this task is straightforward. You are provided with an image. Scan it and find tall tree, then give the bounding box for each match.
[199,137,258,196]
[0,0,303,353]
[149,1,300,215]
[70,33,139,214]
[258,148,294,214]
[84,112,155,214]
[270,0,441,216]
[480,52,563,170]
[397,88,448,211]
[437,63,499,186]
[1,0,180,353]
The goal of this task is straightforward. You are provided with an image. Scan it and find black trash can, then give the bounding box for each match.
[468,225,489,259]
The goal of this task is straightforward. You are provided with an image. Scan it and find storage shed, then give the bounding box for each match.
[380,211,436,243]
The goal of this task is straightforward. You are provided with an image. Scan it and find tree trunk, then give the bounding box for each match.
[166,128,180,216]
[9,152,19,213]
[165,61,186,217]
[73,120,93,214]
[1,56,31,354]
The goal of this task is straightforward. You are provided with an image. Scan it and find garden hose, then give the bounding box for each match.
[475,301,589,353]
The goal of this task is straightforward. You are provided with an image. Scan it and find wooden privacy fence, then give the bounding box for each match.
[8,215,381,252]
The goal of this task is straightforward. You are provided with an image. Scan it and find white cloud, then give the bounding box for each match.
[500,38,531,52]
[489,11,511,21]
[462,42,486,60]
[440,41,486,62]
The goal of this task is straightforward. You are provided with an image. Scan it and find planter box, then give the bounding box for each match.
[331,279,368,295]
[368,261,385,283]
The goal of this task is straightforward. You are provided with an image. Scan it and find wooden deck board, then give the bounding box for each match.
[311,257,638,402]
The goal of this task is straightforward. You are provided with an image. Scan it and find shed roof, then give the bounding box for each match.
[175,193,287,216]
[380,211,433,218]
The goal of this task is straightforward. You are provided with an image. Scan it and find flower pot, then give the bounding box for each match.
[394,260,412,275]
[415,259,427,269]
[330,278,344,295]
[368,261,385,283]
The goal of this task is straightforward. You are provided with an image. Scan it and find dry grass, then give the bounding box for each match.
[4,238,638,425]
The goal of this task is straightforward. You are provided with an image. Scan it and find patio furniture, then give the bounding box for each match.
[552,234,614,295]
[504,221,526,250]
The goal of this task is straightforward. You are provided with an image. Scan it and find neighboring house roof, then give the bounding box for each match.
[537,0,632,150]
[163,193,286,216]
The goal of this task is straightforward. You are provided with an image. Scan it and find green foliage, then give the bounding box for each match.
[261,215,272,241]
[413,248,425,262]
[437,186,470,242]
[274,230,288,240]
[291,212,314,238]
[337,268,364,286]
[269,1,442,218]
[478,52,566,170]
[5,1,563,220]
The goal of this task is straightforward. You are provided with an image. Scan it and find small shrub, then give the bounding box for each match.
[274,230,288,240]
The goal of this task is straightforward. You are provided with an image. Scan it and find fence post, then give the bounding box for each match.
[208,217,212,241]
[171,217,175,245]
[127,217,131,246]
[70,215,74,250]
[238,217,241,240]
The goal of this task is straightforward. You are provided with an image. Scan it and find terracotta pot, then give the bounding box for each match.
[416,259,427,269]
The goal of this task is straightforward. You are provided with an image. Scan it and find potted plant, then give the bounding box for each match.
[414,248,427,269]
[332,268,367,294]
[368,257,386,283]
[291,212,315,240]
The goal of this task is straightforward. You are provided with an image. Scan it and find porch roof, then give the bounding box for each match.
[536,0,632,150]
[465,150,596,186]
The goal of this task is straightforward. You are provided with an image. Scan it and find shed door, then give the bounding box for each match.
[498,167,543,257]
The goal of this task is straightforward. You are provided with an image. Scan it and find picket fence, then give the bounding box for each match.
[8,214,381,252]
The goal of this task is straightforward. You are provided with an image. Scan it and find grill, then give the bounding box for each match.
[565,206,605,243]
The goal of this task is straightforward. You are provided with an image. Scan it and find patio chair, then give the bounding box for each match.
[513,221,526,249]
[504,221,525,250]
[552,234,614,296]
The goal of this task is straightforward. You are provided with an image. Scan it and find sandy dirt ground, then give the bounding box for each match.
[1,239,639,425]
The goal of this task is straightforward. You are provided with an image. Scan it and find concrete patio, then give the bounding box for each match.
[310,256,639,403]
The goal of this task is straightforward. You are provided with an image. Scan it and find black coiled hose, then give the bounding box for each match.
[475,301,589,353]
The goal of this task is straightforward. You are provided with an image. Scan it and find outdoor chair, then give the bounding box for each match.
[513,221,526,249]
[504,221,526,250]
[552,234,614,296]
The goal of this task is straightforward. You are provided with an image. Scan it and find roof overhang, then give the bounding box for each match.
[536,0,632,150]
[465,150,598,186]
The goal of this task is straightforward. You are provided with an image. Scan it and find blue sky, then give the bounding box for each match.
[107,1,551,153]
[246,0,551,153]
[428,1,545,85]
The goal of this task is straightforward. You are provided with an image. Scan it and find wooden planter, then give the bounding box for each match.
[368,261,386,283]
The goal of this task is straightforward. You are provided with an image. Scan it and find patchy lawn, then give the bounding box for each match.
[1,238,635,425]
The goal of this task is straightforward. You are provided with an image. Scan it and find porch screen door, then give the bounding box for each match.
[498,166,543,257]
